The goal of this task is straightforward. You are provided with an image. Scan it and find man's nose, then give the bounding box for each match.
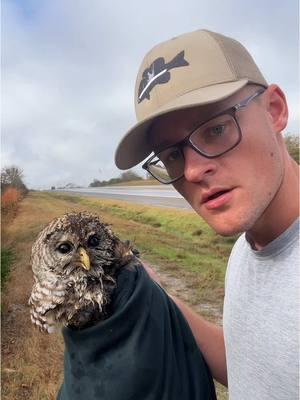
[183,146,217,182]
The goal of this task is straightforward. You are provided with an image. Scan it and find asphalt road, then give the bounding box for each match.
[56,186,191,210]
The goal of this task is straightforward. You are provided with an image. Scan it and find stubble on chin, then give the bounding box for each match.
[195,202,268,238]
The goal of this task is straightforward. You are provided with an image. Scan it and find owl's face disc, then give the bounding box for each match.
[32,212,117,276]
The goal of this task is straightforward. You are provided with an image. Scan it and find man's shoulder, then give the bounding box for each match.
[228,233,247,260]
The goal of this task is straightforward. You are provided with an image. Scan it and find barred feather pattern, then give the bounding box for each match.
[29,212,137,333]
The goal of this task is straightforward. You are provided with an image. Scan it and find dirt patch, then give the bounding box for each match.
[148,263,223,326]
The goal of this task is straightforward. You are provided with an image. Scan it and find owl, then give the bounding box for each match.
[29,212,138,333]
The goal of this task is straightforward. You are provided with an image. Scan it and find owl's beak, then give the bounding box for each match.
[77,246,91,270]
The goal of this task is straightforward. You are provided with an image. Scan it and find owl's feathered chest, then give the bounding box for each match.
[30,266,117,332]
[62,272,117,329]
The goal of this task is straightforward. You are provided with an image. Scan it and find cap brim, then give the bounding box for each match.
[115,79,248,169]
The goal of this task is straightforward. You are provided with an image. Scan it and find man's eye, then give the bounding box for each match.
[161,149,181,164]
[88,235,100,248]
[210,125,225,136]
[168,150,181,161]
[57,242,73,254]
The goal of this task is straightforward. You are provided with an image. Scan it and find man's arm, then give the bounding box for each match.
[143,262,227,387]
[169,295,227,387]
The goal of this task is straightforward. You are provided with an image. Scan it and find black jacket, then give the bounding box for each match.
[57,264,216,400]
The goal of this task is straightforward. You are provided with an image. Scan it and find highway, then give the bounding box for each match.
[56,186,191,210]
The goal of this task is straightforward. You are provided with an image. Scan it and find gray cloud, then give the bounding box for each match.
[2,0,299,189]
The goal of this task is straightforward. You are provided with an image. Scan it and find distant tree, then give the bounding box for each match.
[89,179,103,187]
[120,170,142,182]
[285,134,299,164]
[109,178,122,185]
[88,170,143,187]
[1,165,28,196]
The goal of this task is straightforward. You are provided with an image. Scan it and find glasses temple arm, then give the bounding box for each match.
[234,88,265,111]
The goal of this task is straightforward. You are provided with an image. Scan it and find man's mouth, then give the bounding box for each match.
[202,188,233,209]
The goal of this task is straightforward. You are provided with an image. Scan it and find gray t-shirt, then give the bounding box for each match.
[223,218,299,400]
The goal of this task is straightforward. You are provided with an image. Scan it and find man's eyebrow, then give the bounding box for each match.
[151,103,229,153]
[189,98,240,129]
[189,110,221,130]
[154,140,179,154]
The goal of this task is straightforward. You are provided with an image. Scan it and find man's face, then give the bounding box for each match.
[149,86,285,236]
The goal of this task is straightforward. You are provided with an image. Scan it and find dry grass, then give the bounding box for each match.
[1,187,23,221]
[1,194,70,400]
[1,192,228,399]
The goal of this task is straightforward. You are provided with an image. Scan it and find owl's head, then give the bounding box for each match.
[31,212,125,276]
[29,212,136,332]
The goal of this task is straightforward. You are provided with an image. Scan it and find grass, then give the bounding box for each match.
[1,248,14,289]
[111,179,160,186]
[1,191,229,399]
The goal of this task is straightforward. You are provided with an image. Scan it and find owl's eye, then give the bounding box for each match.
[88,235,100,248]
[56,242,73,254]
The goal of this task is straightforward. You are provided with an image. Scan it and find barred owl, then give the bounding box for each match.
[29,212,138,333]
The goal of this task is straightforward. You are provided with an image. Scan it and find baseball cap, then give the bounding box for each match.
[115,29,267,170]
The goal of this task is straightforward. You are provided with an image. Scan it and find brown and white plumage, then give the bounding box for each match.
[29,212,137,333]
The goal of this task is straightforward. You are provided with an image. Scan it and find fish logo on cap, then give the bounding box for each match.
[138,51,189,103]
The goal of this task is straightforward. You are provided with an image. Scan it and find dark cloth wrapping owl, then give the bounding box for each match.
[29,212,216,400]
[57,265,216,400]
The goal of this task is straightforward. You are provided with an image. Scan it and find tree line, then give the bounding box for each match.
[89,170,144,187]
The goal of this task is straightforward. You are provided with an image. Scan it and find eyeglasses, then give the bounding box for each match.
[142,88,265,184]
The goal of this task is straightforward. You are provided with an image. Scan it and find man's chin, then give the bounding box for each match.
[201,216,247,237]
[213,226,243,237]
[191,200,262,237]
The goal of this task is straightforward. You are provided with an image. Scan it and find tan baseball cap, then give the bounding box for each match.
[115,29,267,169]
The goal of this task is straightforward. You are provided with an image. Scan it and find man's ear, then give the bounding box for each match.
[264,84,289,133]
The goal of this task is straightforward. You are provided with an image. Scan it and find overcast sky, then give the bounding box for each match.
[2,0,299,189]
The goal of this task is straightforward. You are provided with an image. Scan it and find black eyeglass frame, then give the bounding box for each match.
[142,88,266,184]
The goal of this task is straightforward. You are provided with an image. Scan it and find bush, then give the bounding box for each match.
[285,134,299,164]
[1,187,22,216]
[1,165,28,196]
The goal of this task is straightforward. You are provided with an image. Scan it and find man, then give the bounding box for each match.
[115,29,299,399]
